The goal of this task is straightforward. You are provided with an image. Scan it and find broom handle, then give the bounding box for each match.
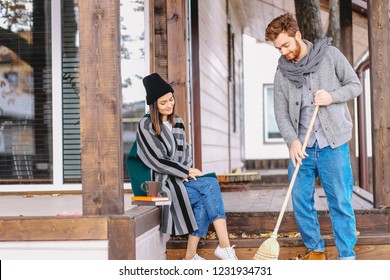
[272,105,319,237]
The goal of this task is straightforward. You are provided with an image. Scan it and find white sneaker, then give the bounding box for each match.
[214,245,238,260]
[185,254,205,260]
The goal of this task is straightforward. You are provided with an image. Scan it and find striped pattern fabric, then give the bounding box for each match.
[136,115,198,235]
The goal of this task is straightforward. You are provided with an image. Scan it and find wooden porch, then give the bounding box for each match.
[0,194,165,260]
[1,181,390,260]
[1,0,388,262]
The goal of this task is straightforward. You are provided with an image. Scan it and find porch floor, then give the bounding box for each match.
[0,186,373,217]
[223,186,373,212]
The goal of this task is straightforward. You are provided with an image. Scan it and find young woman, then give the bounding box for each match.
[136,73,237,260]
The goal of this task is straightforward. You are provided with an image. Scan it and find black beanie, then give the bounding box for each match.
[143,73,174,105]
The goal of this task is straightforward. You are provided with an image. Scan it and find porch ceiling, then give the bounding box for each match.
[231,0,369,65]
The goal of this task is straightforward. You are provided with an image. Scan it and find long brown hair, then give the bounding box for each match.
[265,13,299,41]
[148,97,175,135]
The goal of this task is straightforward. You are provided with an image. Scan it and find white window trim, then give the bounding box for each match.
[52,0,65,188]
[263,84,284,144]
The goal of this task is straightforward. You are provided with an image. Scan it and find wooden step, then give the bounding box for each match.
[217,172,261,183]
[217,172,261,192]
[254,169,288,186]
[167,208,390,260]
[167,233,390,260]
[220,208,390,235]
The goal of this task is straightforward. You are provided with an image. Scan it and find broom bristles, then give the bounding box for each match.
[253,236,280,260]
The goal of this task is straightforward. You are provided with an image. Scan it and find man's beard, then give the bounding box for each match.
[285,39,301,61]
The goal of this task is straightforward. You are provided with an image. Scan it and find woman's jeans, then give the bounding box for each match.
[184,177,226,237]
[288,141,357,260]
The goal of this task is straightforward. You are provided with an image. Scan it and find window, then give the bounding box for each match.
[263,84,283,143]
[62,0,80,182]
[0,0,53,183]
[0,0,147,187]
[61,0,147,183]
[120,0,147,181]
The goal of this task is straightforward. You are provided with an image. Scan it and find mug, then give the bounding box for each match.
[141,181,160,197]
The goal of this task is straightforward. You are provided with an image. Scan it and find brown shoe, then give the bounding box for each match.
[301,251,327,260]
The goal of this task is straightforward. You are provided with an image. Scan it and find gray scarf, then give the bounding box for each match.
[277,37,332,88]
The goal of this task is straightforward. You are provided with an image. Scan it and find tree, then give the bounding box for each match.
[327,0,341,48]
[0,0,31,31]
[294,0,323,42]
[294,0,341,48]
[0,0,32,64]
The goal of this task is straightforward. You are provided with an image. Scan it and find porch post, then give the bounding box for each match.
[367,0,390,208]
[78,0,124,215]
[167,0,188,128]
[340,0,359,186]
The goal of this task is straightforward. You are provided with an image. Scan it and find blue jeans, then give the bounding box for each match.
[288,141,357,259]
[184,177,226,237]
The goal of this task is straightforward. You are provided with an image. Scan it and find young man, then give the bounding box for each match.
[265,13,361,260]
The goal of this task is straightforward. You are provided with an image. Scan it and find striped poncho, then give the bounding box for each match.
[136,114,198,236]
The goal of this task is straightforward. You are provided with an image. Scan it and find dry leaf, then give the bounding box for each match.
[170,230,360,241]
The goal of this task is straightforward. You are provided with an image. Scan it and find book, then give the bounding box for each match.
[131,196,169,202]
[131,200,171,206]
[197,172,217,179]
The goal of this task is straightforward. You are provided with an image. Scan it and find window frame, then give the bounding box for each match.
[263,84,284,144]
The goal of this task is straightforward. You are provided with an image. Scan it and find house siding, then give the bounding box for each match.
[198,0,244,173]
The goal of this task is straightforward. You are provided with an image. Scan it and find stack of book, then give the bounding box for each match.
[131,196,171,206]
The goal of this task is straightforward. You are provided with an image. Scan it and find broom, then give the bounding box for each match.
[253,105,319,260]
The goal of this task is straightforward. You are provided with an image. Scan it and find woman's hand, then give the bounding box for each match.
[184,168,203,182]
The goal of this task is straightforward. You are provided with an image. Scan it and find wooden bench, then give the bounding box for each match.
[0,206,164,260]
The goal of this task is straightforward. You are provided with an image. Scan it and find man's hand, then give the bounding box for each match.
[314,89,333,106]
[290,140,308,167]
[184,168,203,182]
